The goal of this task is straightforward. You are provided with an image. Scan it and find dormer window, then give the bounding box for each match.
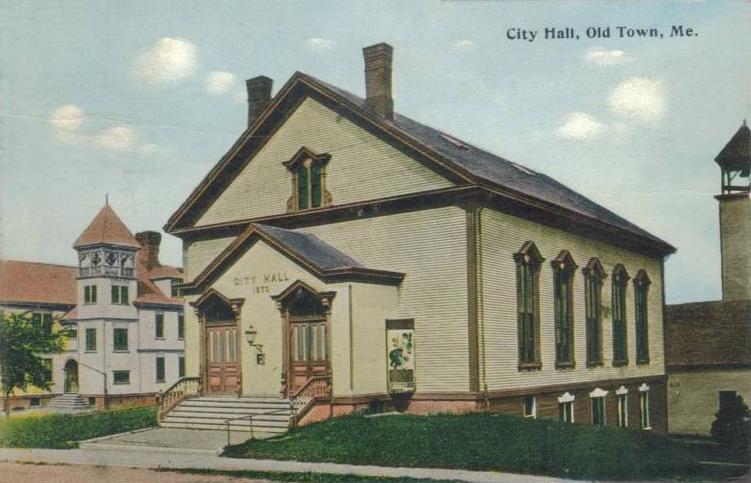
[284,147,332,212]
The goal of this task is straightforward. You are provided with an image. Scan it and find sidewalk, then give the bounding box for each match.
[0,447,572,483]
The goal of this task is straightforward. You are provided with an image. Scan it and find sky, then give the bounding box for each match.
[1,0,749,304]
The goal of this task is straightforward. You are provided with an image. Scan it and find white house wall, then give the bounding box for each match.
[195,97,454,227]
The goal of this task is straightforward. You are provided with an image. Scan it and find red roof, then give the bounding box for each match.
[73,205,141,249]
[148,265,183,280]
[134,257,183,307]
[0,260,77,307]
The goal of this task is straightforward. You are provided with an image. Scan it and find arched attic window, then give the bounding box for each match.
[514,242,544,369]
[612,264,630,365]
[283,147,332,212]
[552,250,577,367]
[583,258,607,366]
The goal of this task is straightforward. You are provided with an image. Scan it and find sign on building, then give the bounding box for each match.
[386,319,415,393]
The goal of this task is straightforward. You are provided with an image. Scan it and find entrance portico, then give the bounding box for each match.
[182,223,404,402]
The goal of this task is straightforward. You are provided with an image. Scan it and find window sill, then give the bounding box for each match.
[156,380,165,384]
[612,360,629,367]
[178,337,184,341]
[636,359,650,366]
[518,362,541,371]
[555,361,576,370]
[113,350,130,353]
[155,337,165,341]
[642,426,652,431]
[85,350,97,353]
[586,361,604,368]
[113,382,130,385]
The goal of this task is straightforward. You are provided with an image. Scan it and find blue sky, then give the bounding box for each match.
[1,0,749,303]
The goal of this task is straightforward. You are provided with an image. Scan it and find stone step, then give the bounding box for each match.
[180,401,292,411]
[171,406,292,416]
[160,420,288,433]
[163,415,290,426]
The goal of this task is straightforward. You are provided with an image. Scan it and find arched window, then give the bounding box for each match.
[284,147,331,211]
[612,264,630,365]
[634,270,651,364]
[552,250,577,367]
[514,242,544,369]
[584,258,606,366]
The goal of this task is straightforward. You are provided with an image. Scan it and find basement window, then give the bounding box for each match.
[523,396,536,418]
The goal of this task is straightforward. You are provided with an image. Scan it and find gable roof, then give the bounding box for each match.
[165,72,674,256]
[0,260,77,307]
[74,204,141,249]
[183,223,404,292]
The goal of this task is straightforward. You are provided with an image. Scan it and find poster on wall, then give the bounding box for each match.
[386,319,415,393]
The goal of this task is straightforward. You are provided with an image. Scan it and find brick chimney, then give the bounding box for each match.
[363,42,394,120]
[136,231,161,270]
[246,76,273,127]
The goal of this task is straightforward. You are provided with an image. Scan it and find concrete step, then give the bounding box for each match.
[160,421,289,433]
[163,414,290,426]
[179,402,292,412]
[171,408,291,418]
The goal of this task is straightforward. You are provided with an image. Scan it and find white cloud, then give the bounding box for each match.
[450,40,475,52]
[607,77,666,121]
[305,38,334,52]
[555,112,605,140]
[51,104,85,130]
[132,37,197,87]
[96,125,137,151]
[206,71,238,95]
[584,48,633,66]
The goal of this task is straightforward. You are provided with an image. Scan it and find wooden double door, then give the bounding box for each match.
[288,318,328,393]
[205,323,240,394]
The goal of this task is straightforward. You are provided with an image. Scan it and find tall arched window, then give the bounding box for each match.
[634,270,651,364]
[584,258,606,366]
[514,242,544,369]
[612,264,630,365]
[552,250,577,367]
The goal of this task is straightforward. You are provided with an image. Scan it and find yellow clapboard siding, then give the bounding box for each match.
[184,237,235,281]
[195,97,453,227]
[302,207,470,392]
[479,208,665,391]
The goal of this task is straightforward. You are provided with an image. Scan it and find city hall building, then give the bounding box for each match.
[164,43,675,431]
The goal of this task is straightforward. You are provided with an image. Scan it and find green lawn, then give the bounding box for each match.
[0,406,157,448]
[223,412,749,481]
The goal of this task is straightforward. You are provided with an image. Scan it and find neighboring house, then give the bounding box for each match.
[0,204,185,410]
[0,260,77,409]
[666,122,751,435]
[163,42,675,432]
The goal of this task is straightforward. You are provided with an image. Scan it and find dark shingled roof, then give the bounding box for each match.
[715,121,751,174]
[254,223,364,271]
[306,74,672,250]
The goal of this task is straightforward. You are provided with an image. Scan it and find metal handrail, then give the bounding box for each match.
[224,407,291,445]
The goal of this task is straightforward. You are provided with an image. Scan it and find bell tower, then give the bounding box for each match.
[715,120,751,301]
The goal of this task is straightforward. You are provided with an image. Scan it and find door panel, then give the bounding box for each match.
[289,320,328,393]
[206,324,240,394]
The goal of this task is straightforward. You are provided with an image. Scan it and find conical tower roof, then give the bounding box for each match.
[73,204,141,249]
[715,121,751,175]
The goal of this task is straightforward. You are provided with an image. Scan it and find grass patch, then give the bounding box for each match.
[0,405,157,448]
[157,467,458,482]
[223,412,750,481]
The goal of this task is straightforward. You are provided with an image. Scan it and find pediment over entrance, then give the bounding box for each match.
[181,223,404,294]
[272,279,335,312]
[190,288,244,321]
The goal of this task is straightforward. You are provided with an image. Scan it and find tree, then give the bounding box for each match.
[710,393,750,460]
[0,311,66,417]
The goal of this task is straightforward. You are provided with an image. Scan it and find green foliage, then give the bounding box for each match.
[711,394,751,460]
[223,412,738,480]
[0,311,67,414]
[0,406,157,448]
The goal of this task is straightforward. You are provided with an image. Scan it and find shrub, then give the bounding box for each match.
[710,394,750,460]
[0,405,157,448]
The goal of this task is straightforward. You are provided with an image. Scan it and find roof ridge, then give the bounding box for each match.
[0,259,77,269]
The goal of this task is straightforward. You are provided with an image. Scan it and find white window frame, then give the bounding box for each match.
[639,383,652,430]
[523,395,536,419]
[616,385,629,428]
[589,388,608,426]
[558,392,575,423]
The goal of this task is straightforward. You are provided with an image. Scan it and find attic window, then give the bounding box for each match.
[440,133,469,150]
[283,147,332,212]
